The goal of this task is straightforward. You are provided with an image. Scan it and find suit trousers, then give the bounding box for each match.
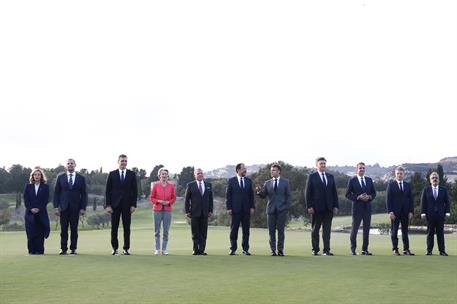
[390,215,410,251]
[230,212,251,252]
[350,210,371,251]
[111,204,132,250]
[426,214,445,253]
[191,215,208,253]
[25,214,46,254]
[267,209,287,252]
[60,209,79,251]
[311,210,333,252]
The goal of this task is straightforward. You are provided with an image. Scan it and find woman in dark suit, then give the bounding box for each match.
[23,168,50,255]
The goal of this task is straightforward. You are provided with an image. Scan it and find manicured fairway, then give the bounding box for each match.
[1,222,456,304]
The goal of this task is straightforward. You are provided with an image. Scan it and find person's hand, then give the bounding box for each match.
[333,207,339,215]
[162,201,170,206]
[208,212,213,218]
[106,206,113,214]
[186,213,191,218]
[250,208,255,215]
[130,206,136,214]
[421,214,426,219]
[445,213,451,218]
[255,185,261,193]
[408,212,413,220]
[80,209,86,216]
[54,208,60,216]
[307,208,314,214]
[227,209,232,216]
[31,208,39,214]
[389,212,396,220]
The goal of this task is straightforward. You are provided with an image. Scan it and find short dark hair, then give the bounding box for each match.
[118,154,128,160]
[356,162,365,167]
[271,163,281,172]
[235,163,244,173]
[316,157,326,163]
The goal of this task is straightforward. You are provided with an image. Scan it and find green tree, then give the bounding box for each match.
[410,172,426,225]
[148,165,164,184]
[177,166,195,196]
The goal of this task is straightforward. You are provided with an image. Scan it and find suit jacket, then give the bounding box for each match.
[305,172,339,212]
[386,180,414,216]
[23,183,50,238]
[185,180,214,217]
[53,173,88,211]
[257,177,291,214]
[226,176,255,214]
[345,176,377,214]
[421,185,450,218]
[105,169,138,208]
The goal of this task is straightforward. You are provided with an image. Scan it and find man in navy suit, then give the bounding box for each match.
[105,154,138,255]
[386,166,415,255]
[54,159,88,255]
[421,172,451,256]
[226,163,255,255]
[185,168,213,255]
[305,157,339,256]
[345,162,377,255]
[256,163,291,256]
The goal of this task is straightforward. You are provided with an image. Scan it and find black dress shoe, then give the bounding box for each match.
[392,249,400,256]
[70,250,77,255]
[403,250,415,256]
[229,250,236,256]
[312,250,319,256]
[200,252,208,256]
[112,250,119,256]
[361,251,372,256]
[322,251,334,256]
[439,252,448,256]
[278,251,284,256]
[242,251,251,256]
[351,250,357,256]
[271,251,277,256]
[426,251,433,256]
[59,250,67,255]
[122,249,130,255]
[192,251,199,255]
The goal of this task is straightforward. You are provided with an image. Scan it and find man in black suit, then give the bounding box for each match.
[421,172,451,256]
[185,168,213,255]
[256,163,291,256]
[226,163,255,255]
[305,157,339,256]
[53,158,88,255]
[345,162,377,255]
[386,166,415,256]
[105,154,138,255]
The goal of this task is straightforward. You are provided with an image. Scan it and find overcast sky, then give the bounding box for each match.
[1,0,456,174]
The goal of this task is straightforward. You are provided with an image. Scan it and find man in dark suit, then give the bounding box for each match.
[185,168,213,255]
[256,163,291,256]
[386,166,415,256]
[305,157,339,256]
[53,159,87,255]
[345,162,376,255]
[105,154,138,255]
[421,171,451,256]
[226,163,255,255]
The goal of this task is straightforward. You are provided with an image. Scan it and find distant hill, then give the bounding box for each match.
[204,157,457,182]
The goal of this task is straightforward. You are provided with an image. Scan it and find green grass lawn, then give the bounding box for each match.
[1,213,456,304]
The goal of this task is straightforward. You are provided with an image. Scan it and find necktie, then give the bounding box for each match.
[240,177,244,189]
[322,173,327,186]
[121,170,125,183]
[361,177,366,190]
[274,178,278,192]
[198,182,203,195]
[433,187,438,199]
[69,173,73,189]
[399,182,403,192]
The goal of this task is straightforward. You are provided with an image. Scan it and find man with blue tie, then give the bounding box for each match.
[421,172,451,256]
[105,154,138,255]
[54,159,88,255]
[226,163,255,255]
[305,157,339,256]
[386,166,415,256]
[345,162,377,255]
[256,163,291,256]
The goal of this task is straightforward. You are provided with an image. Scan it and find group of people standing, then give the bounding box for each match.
[23,156,451,257]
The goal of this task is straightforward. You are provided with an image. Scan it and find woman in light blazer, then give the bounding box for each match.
[150,168,176,255]
[23,168,50,254]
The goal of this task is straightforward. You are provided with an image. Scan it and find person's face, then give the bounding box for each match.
[32,171,42,183]
[356,164,365,176]
[66,159,76,172]
[395,170,404,181]
[316,160,326,172]
[194,169,204,181]
[159,170,169,182]
[430,173,439,186]
[118,157,128,170]
[237,164,247,177]
[270,167,280,178]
